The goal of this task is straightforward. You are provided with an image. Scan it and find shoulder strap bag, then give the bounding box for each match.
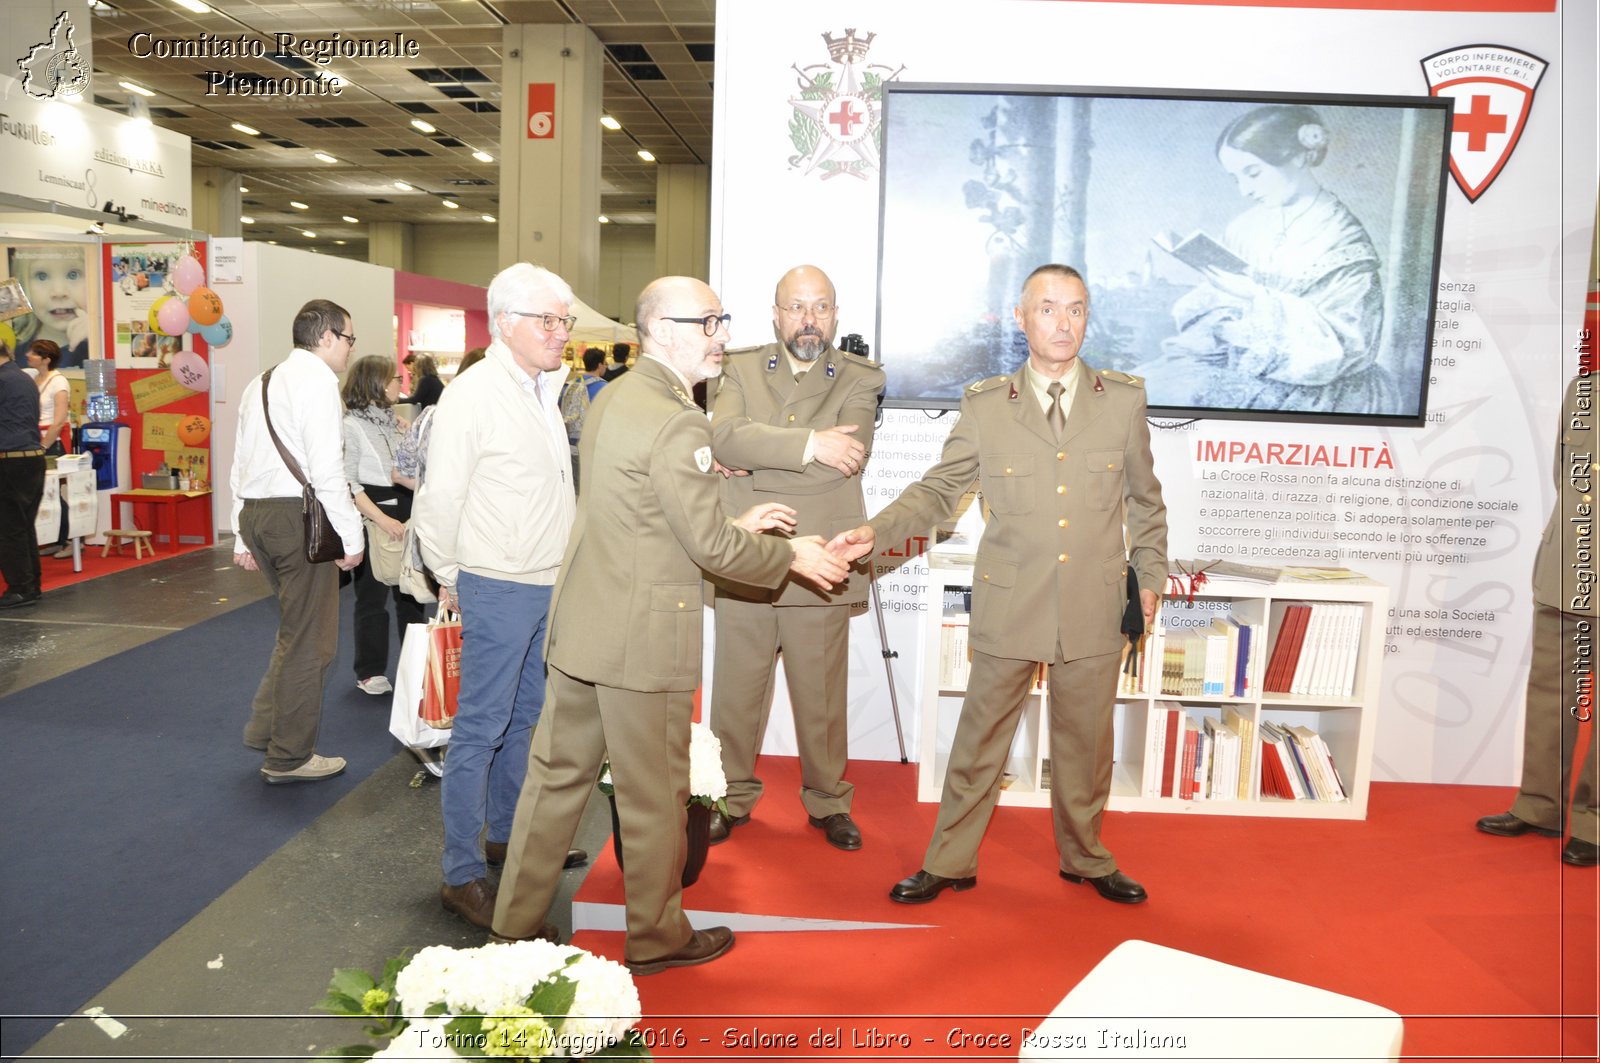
[260,366,345,563]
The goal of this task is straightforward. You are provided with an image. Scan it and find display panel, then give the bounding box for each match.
[875,84,1452,426]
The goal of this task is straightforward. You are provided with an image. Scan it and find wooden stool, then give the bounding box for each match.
[102,529,155,559]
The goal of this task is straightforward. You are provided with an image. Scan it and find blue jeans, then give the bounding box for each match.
[440,571,552,886]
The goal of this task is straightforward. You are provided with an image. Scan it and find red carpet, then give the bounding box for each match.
[572,757,1597,1061]
[39,540,205,591]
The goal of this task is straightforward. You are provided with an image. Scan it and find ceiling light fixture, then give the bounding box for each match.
[230,122,261,136]
[334,240,347,246]
[240,215,255,224]
[301,230,317,238]
[637,149,656,162]
[239,185,250,193]
[119,80,156,98]
[171,0,210,13]
[598,215,610,224]
[441,199,459,209]
[394,181,414,191]
[600,115,621,131]
[342,215,359,224]
[471,150,494,164]
[313,152,338,163]
[481,214,496,223]
[410,119,437,134]
[290,200,309,209]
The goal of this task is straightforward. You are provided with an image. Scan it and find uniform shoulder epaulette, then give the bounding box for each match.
[839,349,883,371]
[967,374,1011,394]
[1097,368,1145,389]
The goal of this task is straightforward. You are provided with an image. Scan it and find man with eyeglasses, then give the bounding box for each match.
[231,299,365,784]
[494,275,867,973]
[413,263,587,935]
[700,264,884,852]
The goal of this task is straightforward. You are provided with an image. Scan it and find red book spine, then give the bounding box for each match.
[1160,708,1181,797]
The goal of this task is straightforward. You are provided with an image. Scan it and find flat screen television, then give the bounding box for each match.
[874,84,1452,427]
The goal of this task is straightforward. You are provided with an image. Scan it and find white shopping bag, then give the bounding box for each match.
[389,621,451,750]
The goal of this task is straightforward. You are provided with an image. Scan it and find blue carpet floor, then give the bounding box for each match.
[1,592,407,1059]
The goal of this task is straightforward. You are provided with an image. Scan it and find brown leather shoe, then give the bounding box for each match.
[1061,868,1147,904]
[440,877,497,929]
[706,811,750,846]
[625,926,735,975]
[1563,837,1600,866]
[889,869,977,904]
[490,922,563,944]
[484,841,588,870]
[808,812,862,851]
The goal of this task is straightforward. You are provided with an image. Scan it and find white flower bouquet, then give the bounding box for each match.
[316,941,651,1060]
[597,722,728,812]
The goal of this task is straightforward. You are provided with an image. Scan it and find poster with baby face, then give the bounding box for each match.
[3,242,99,369]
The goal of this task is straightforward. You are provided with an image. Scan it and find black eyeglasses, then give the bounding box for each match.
[334,330,356,345]
[660,313,732,337]
[508,310,579,332]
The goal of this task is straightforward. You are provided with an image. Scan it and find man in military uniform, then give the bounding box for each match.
[832,264,1168,905]
[1475,372,1598,867]
[706,265,885,851]
[493,276,858,973]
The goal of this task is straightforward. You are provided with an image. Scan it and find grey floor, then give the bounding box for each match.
[6,541,611,1061]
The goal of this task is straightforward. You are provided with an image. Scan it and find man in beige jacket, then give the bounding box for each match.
[707,265,885,851]
[493,276,862,973]
[833,264,1168,905]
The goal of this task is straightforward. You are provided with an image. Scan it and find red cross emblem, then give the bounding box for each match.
[1422,46,1547,203]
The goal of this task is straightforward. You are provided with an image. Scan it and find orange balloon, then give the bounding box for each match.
[188,287,224,327]
[176,414,211,447]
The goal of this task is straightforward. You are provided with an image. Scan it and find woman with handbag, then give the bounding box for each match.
[342,355,425,695]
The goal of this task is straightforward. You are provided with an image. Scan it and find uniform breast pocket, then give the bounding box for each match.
[1085,449,1124,511]
[647,582,702,678]
[980,455,1034,514]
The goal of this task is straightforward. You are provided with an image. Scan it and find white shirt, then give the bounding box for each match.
[229,347,364,557]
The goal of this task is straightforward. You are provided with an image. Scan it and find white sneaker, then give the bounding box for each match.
[261,753,347,785]
[356,675,393,695]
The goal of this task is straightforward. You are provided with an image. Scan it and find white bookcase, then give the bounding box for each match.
[918,550,1387,821]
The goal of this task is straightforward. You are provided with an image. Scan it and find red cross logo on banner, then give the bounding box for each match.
[1421,45,1547,203]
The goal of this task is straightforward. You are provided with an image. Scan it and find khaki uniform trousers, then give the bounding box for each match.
[711,596,853,820]
[1511,604,1599,844]
[493,664,696,963]
[925,646,1122,880]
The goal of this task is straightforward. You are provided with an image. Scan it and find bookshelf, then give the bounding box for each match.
[918,549,1387,820]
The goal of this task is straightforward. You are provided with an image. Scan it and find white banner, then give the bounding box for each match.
[0,72,193,224]
[708,0,1597,786]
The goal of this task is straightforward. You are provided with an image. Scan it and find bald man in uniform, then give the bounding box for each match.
[706,265,885,851]
[833,263,1168,905]
[492,276,861,973]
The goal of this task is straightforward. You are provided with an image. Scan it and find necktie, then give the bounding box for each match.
[794,371,806,383]
[1047,381,1066,440]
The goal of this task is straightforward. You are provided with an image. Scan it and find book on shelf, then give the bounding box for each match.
[1177,716,1200,801]
[1158,702,1182,798]
[938,613,970,689]
[1223,706,1255,800]
[1265,602,1362,698]
[1287,724,1347,801]
[1280,565,1366,581]
[1152,229,1249,275]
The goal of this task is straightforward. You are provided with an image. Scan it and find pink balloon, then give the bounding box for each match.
[170,350,210,392]
[172,255,205,296]
[157,296,191,337]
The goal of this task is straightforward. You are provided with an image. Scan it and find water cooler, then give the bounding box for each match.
[77,422,131,544]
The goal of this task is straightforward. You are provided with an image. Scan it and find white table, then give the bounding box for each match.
[35,467,96,573]
[1020,939,1402,1062]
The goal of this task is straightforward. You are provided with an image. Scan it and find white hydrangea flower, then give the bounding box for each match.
[688,722,728,803]
[555,951,643,1055]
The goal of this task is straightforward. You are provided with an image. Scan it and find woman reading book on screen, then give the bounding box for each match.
[1149,104,1397,415]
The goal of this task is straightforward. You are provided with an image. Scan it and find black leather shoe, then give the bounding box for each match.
[889,869,977,904]
[707,810,749,846]
[0,590,41,609]
[440,878,498,929]
[1061,868,1147,904]
[1562,837,1600,867]
[626,926,735,975]
[1476,811,1561,838]
[808,813,862,851]
[484,841,587,870]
